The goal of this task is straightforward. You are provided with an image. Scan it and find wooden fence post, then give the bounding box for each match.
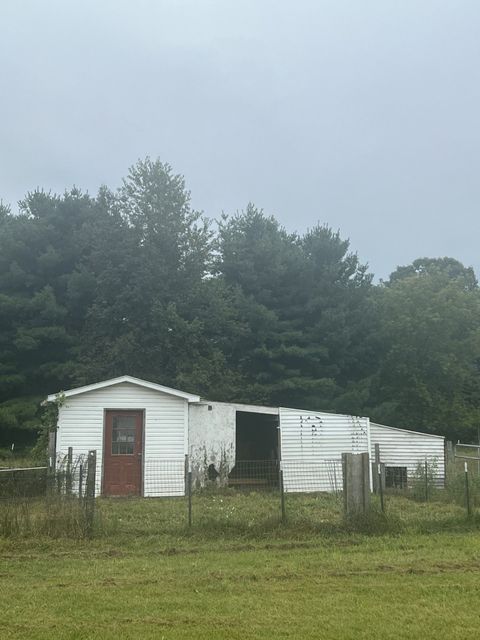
[48,431,56,470]
[66,447,73,495]
[279,465,286,522]
[78,463,84,500]
[465,461,471,517]
[342,452,371,516]
[47,431,56,495]
[85,450,97,538]
[372,443,386,499]
[444,441,455,486]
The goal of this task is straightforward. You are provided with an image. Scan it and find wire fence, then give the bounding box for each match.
[187,458,344,530]
[144,459,186,496]
[1,445,479,539]
[0,453,90,500]
[0,466,48,498]
[0,448,97,538]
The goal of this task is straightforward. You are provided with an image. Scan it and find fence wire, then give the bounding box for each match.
[2,448,480,538]
[0,452,97,539]
[0,466,48,499]
[144,459,185,496]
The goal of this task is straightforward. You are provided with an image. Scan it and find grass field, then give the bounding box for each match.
[1,492,480,639]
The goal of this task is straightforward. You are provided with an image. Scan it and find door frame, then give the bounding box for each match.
[102,408,145,497]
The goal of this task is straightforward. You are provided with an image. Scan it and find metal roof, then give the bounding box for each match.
[370,421,444,440]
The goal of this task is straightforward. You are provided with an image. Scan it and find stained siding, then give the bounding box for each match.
[56,382,187,496]
[370,422,445,486]
[188,403,236,485]
[279,407,369,492]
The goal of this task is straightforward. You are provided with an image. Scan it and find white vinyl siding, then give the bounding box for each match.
[56,382,187,496]
[369,422,445,487]
[279,407,370,492]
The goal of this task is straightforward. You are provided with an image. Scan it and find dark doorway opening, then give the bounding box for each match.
[228,411,279,488]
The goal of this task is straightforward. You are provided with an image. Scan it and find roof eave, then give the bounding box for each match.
[45,375,200,403]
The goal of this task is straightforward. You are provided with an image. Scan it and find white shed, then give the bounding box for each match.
[48,376,199,497]
[47,375,445,496]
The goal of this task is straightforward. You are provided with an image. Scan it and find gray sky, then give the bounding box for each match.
[1,1,479,279]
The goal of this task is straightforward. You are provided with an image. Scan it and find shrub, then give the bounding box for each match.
[410,459,439,501]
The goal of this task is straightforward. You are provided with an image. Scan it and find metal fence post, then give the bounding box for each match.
[378,463,385,513]
[185,454,192,527]
[342,452,348,515]
[477,427,480,478]
[424,459,429,501]
[279,463,286,522]
[276,423,286,521]
[85,450,97,538]
[372,444,381,494]
[465,461,471,517]
[362,452,370,513]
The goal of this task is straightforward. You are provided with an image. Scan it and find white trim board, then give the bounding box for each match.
[46,375,200,403]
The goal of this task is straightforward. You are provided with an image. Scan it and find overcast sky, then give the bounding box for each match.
[1,1,479,279]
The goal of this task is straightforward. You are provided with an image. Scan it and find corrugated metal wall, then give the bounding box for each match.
[56,382,187,496]
[369,422,445,486]
[279,407,370,492]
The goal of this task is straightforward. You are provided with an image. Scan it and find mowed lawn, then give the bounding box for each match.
[1,494,480,639]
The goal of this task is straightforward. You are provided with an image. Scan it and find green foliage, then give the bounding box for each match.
[0,396,41,451]
[369,264,480,438]
[0,158,479,450]
[388,257,478,290]
[30,393,65,463]
[217,206,377,408]
[409,459,440,501]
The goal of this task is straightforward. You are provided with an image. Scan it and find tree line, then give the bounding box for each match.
[1,157,479,451]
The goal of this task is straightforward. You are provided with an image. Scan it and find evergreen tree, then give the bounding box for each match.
[369,261,480,439]
[218,206,377,409]
[76,159,238,398]
[0,159,478,450]
[0,189,105,448]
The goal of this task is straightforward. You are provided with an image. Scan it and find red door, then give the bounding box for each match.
[103,410,143,496]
